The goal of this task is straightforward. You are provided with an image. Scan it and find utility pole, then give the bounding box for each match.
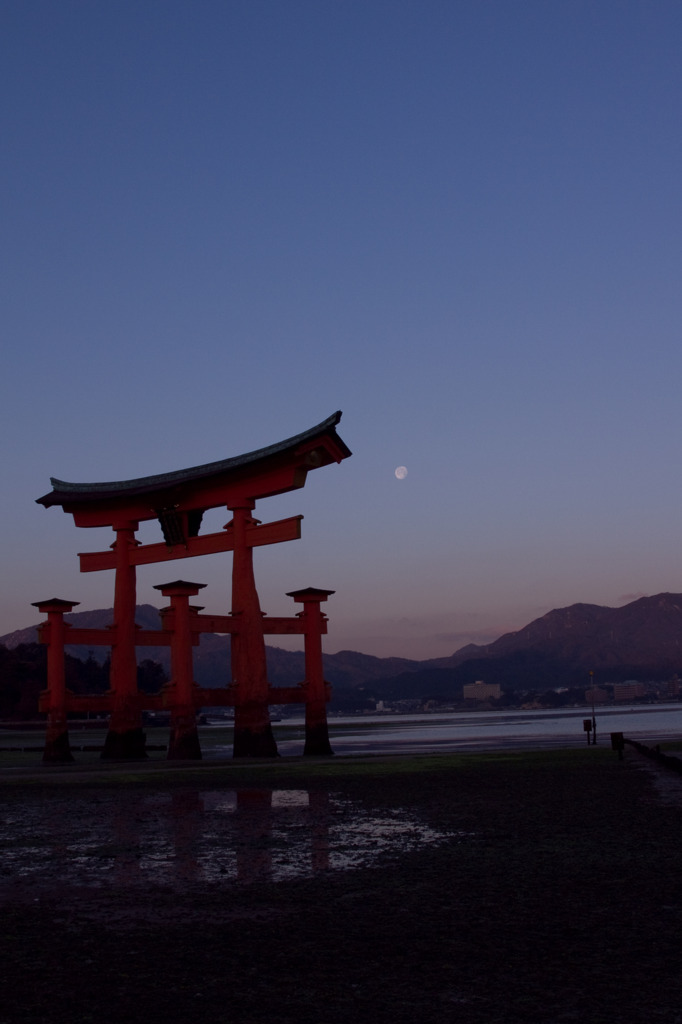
[589,670,597,744]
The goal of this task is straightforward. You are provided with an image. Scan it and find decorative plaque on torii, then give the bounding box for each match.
[34,412,352,762]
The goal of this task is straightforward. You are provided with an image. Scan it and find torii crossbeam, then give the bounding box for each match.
[35,412,352,761]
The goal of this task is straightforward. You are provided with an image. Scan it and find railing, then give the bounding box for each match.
[622,736,682,775]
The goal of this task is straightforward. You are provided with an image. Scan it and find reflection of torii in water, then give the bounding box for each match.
[34,412,352,763]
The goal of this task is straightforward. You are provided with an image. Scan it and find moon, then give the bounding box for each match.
[394,466,408,480]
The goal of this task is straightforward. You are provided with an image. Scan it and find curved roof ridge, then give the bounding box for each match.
[38,411,348,506]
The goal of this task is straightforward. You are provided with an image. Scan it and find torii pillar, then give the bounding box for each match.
[101,521,147,760]
[155,579,205,760]
[229,502,278,757]
[287,588,335,756]
[32,598,79,764]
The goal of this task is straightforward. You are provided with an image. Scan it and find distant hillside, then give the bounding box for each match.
[4,593,682,703]
[372,593,682,699]
[441,593,682,675]
[0,605,420,692]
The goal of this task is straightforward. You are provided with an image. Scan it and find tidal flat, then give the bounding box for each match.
[1,749,681,1024]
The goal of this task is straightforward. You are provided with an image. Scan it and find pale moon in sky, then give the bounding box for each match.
[394,466,408,479]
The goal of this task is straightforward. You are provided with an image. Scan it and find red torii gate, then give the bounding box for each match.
[34,412,352,762]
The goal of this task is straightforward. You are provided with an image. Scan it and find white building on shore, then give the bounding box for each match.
[462,680,501,701]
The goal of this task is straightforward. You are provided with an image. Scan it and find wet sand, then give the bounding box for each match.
[2,748,682,1023]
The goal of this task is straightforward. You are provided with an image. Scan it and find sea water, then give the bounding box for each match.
[267,703,682,757]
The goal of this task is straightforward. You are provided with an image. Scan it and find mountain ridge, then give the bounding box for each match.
[3,592,682,698]
[0,604,420,690]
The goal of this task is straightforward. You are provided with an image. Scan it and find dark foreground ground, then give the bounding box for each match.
[1,747,681,1024]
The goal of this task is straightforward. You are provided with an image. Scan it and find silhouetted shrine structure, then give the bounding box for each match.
[34,412,352,763]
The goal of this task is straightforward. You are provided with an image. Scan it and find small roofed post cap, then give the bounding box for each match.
[286,587,336,603]
[31,598,80,613]
[153,581,207,597]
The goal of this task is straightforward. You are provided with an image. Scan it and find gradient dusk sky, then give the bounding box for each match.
[2,1,682,659]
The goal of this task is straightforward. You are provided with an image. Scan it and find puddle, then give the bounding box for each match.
[0,788,464,892]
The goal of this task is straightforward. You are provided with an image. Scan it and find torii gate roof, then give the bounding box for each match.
[37,411,351,527]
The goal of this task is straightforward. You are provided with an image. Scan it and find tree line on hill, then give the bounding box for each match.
[0,644,167,720]
[4,592,682,718]
[1,640,677,721]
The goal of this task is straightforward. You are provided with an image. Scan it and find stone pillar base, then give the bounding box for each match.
[304,720,333,756]
[233,702,279,757]
[168,723,202,760]
[43,728,74,764]
[233,726,279,757]
[101,728,148,760]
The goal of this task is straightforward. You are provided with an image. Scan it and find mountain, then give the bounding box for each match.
[437,593,682,675]
[371,593,682,698]
[0,605,420,692]
[3,593,682,702]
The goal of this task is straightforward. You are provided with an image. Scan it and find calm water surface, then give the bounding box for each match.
[265,704,682,757]
[3,705,681,762]
[2,705,680,897]
[0,787,456,892]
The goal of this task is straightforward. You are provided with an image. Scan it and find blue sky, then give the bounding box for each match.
[2,1,682,658]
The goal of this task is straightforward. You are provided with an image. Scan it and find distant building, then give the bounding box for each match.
[613,682,645,702]
[462,680,501,701]
[585,687,608,704]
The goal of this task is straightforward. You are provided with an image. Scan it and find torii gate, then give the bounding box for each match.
[34,412,351,762]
